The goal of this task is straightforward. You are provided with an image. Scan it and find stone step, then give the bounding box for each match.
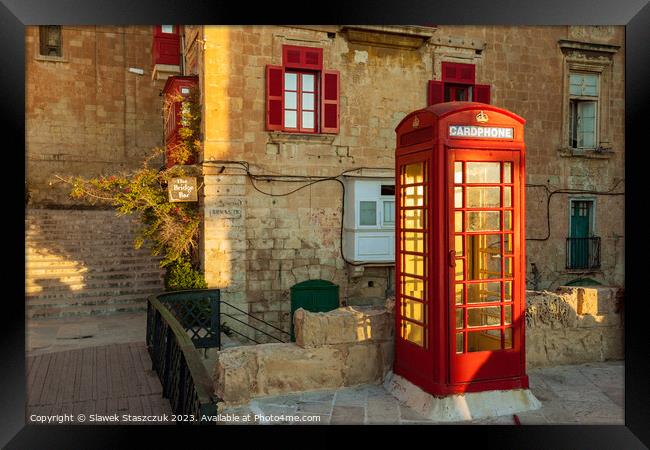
[26,236,138,243]
[26,253,156,261]
[25,208,134,221]
[25,226,136,234]
[26,301,148,319]
[25,275,164,293]
[25,209,166,319]
[26,223,135,230]
[25,263,164,279]
[25,220,134,227]
[26,255,161,265]
[26,292,156,308]
[25,241,147,248]
[26,284,164,301]
[25,264,162,275]
[25,269,164,283]
[26,252,162,263]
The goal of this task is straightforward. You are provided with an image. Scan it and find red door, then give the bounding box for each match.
[447,149,523,384]
[395,151,434,384]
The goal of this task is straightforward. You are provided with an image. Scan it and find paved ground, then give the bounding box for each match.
[217,360,624,425]
[26,342,174,424]
[27,312,147,356]
[26,312,624,426]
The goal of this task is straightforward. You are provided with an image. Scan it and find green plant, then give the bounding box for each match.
[55,87,205,281]
[165,257,208,291]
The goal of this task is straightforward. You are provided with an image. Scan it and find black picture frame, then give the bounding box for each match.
[5,0,649,448]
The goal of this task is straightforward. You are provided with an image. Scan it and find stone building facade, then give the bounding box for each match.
[177,25,624,336]
[26,25,167,206]
[25,26,169,318]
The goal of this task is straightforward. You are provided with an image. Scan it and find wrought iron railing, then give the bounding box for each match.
[156,290,221,348]
[220,300,291,345]
[146,292,219,423]
[566,236,601,270]
[146,288,293,421]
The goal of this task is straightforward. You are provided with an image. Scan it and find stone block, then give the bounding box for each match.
[576,288,599,315]
[525,329,549,368]
[379,340,394,377]
[601,327,624,360]
[342,343,382,385]
[294,306,393,348]
[526,290,577,329]
[544,329,603,366]
[213,347,259,404]
[254,344,345,396]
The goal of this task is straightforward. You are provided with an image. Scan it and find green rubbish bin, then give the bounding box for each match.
[290,279,340,341]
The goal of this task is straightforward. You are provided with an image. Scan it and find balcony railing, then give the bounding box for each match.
[566,236,601,270]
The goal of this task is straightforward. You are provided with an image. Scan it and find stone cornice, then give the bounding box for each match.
[558,39,620,57]
[340,25,436,49]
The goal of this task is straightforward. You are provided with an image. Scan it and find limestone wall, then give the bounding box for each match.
[213,304,393,405]
[26,26,166,206]
[526,286,623,368]
[198,25,625,337]
[212,287,622,404]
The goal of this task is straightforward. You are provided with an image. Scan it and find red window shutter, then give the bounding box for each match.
[442,62,475,84]
[474,84,491,104]
[321,70,340,134]
[442,62,457,82]
[303,48,323,70]
[266,65,284,131]
[428,80,444,106]
[283,45,322,70]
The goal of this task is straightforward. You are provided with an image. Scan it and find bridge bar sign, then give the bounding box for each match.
[168,177,198,202]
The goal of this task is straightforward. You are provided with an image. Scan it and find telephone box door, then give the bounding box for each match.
[448,149,523,384]
[395,151,435,384]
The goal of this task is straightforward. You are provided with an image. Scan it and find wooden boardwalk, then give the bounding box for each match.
[27,342,174,424]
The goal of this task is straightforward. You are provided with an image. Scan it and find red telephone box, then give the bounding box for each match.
[394,102,528,395]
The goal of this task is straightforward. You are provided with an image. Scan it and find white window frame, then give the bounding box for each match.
[381,198,395,228]
[558,40,619,155]
[358,200,379,228]
[568,72,600,150]
[343,176,396,263]
[356,185,396,229]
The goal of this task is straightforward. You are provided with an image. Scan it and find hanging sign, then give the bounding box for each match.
[168,177,198,202]
[449,125,514,139]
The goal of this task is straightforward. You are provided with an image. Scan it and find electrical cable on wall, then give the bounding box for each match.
[201,161,624,264]
[202,161,394,266]
[525,180,624,241]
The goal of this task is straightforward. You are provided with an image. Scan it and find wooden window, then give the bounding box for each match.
[359,201,378,226]
[283,71,318,132]
[39,25,62,57]
[445,84,471,101]
[568,72,599,149]
[266,45,339,134]
[559,40,619,154]
[428,62,491,106]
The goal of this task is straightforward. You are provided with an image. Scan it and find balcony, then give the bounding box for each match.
[566,237,601,270]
